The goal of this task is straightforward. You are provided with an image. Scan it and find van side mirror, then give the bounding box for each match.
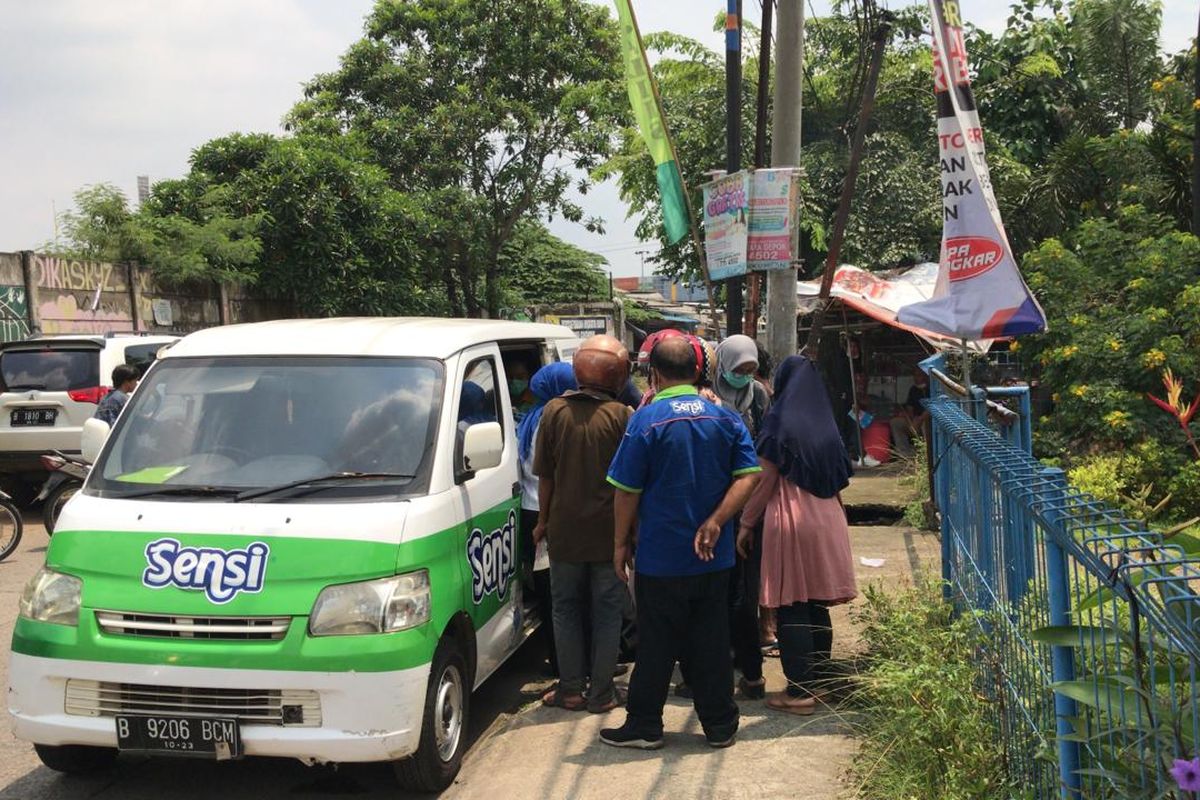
[80,418,110,465]
[457,422,502,484]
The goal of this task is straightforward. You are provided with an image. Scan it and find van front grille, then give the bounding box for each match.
[64,680,320,727]
[96,611,290,641]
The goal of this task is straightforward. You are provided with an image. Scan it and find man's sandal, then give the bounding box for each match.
[542,686,586,711]
[765,692,816,716]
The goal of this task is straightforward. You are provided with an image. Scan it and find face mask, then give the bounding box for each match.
[509,379,528,397]
[723,371,753,389]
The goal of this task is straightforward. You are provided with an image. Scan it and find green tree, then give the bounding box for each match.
[146,132,439,316]
[1020,205,1200,517]
[605,7,947,281]
[498,221,609,309]
[286,0,623,317]
[1072,0,1163,130]
[51,183,262,283]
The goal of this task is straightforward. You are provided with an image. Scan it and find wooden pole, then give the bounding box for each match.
[801,9,892,358]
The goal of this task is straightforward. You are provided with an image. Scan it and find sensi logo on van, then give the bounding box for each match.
[142,538,269,604]
[466,510,517,605]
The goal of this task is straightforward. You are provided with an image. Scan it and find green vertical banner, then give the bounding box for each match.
[613,0,690,244]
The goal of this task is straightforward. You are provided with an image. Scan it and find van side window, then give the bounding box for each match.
[499,343,545,423]
[459,357,501,434]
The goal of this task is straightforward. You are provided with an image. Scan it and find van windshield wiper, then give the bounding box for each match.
[6,383,47,391]
[117,485,242,500]
[234,472,415,502]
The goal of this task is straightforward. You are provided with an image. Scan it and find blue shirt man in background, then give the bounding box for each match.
[93,364,139,427]
[601,336,761,751]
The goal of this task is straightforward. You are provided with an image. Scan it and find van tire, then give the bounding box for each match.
[394,637,470,793]
[34,744,118,774]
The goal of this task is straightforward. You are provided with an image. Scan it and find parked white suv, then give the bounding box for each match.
[0,333,179,488]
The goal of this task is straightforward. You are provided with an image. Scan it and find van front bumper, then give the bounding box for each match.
[7,652,430,764]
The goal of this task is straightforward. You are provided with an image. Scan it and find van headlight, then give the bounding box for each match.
[308,571,431,636]
[19,568,82,626]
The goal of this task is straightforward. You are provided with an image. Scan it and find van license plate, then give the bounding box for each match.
[115,715,242,759]
[10,408,56,426]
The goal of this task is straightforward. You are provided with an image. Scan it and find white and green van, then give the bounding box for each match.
[8,318,580,792]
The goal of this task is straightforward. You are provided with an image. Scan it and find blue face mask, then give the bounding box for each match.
[723,371,753,389]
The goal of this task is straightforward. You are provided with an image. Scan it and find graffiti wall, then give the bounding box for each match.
[0,252,292,343]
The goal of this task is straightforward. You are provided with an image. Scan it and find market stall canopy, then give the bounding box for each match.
[797,263,992,353]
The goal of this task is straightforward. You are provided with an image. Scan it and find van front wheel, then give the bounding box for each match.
[34,744,117,774]
[394,637,470,793]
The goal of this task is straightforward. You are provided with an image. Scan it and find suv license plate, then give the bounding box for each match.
[115,715,241,760]
[10,408,56,426]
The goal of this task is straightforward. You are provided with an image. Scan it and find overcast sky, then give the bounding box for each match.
[1,0,1194,278]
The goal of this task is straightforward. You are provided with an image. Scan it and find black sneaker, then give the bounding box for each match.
[706,729,737,748]
[599,724,664,750]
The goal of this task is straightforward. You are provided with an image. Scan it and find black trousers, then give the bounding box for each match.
[626,569,739,739]
[776,601,833,697]
[729,529,764,682]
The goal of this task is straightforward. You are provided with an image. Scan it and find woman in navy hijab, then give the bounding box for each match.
[737,355,857,715]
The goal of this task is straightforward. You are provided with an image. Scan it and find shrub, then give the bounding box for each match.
[849,580,1010,799]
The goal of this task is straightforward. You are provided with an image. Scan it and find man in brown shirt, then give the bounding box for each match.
[533,335,633,713]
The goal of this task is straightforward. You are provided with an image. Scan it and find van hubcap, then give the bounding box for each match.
[434,664,463,762]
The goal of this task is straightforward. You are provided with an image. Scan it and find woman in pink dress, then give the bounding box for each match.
[737,355,856,715]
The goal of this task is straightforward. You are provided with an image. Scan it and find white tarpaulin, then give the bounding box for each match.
[896,0,1046,339]
[798,263,992,352]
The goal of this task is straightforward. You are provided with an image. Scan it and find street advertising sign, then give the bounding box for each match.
[544,315,611,339]
[701,171,751,281]
[896,0,1046,339]
[747,168,799,271]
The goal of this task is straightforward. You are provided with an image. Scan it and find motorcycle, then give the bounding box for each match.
[37,451,90,535]
[0,487,22,561]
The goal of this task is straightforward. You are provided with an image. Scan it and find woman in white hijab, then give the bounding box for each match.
[715,335,770,436]
[717,334,772,697]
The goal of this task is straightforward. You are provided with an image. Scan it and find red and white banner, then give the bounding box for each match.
[896,0,1047,339]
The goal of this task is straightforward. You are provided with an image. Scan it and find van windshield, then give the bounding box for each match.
[90,356,444,500]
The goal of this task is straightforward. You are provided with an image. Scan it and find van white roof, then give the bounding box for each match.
[162,318,579,359]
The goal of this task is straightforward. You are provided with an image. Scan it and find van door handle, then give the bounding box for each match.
[512,482,521,498]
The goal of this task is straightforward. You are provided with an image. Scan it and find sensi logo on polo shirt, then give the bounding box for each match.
[669,399,705,415]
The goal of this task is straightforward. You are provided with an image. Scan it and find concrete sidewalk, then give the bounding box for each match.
[445,524,938,800]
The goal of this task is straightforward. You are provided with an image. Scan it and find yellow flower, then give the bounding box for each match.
[1072,384,1089,398]
[1104,410,1130,429]
[1143,349,1167,369]
[1194,98,1200,112]
[1061,344,1079,359]
[1151,80,1164,92]
[1052,392,1061,404]
[1069,314,1088,327]
[1107,338,1121,352]
[1163,75,1176,84]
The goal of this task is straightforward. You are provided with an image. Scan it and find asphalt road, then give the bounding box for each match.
[0,512,549,800]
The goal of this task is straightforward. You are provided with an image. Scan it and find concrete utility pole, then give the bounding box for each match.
[765,0,803,362]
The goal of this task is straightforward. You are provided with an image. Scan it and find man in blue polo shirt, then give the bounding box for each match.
[601,336,761,750]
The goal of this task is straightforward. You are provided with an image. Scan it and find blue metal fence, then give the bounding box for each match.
[927,360,1200,799]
